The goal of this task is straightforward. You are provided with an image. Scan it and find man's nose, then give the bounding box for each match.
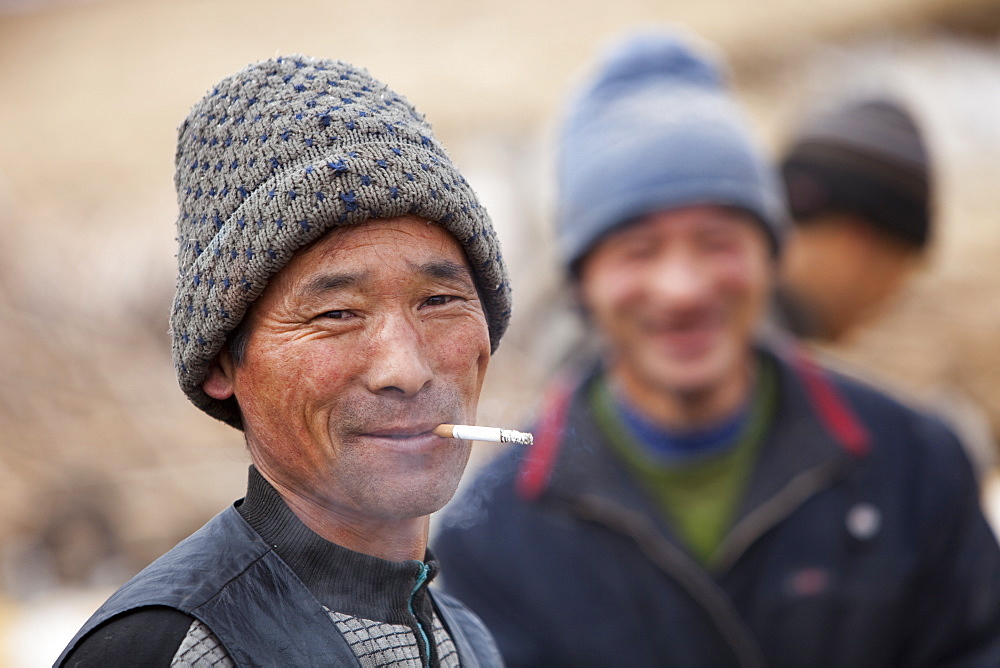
[363,315,433,397]
[648,251,710,306]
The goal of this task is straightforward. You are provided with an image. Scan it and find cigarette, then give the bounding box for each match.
[433,424,534,446]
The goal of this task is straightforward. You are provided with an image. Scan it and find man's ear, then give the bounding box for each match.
[202,348,236,400]
[571,281,592,323]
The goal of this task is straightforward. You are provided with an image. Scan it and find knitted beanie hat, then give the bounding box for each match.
[555,28,788,272]
[171,55,511,429]
[781,98,931,249]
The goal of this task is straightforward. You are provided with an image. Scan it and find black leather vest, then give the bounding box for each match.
[56,506,502,667]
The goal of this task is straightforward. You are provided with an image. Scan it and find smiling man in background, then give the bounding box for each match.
[434,28,1000,667]
[57,55,508,667]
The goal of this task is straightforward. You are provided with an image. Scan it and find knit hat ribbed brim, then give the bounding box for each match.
[780,98,931,248]
[171,55,511,428]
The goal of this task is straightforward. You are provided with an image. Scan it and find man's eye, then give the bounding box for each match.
[623,245,655,260]
[610,238,656,261]
[700,235,738,252]
[320,310,353,320]
[424,295,456,307]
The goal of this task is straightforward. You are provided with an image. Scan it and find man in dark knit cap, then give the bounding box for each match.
[58,55,508,667]
[776,98,999,478]
[434,28,1000,666]
[776,98,932,341]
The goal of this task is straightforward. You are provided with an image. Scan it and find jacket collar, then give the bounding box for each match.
[734,344,864,522]
[237,466,438,626]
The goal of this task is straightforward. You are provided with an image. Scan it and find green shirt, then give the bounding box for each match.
[591,359,776,564]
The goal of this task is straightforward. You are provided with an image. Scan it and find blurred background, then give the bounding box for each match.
[2,0,1000,663]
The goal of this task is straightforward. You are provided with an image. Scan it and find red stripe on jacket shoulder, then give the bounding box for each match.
[790,346,871,458]
[516,375,576,501]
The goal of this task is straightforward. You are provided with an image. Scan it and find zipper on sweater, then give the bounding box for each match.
[409,562,432,665]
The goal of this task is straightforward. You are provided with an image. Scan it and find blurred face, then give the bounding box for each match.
[578,205,772,424]
[206,216,491,523]
[780,215,920,341]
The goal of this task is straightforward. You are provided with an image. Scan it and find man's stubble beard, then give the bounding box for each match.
[326,383,475,521]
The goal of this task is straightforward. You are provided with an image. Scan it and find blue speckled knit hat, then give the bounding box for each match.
[556,29,788,271]
[171,55,511,428]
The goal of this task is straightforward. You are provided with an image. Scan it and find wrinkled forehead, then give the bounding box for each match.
[309,216,466,259]
[257,216,475,301]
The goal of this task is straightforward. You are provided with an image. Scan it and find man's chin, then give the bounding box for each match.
[645,325,723,361]
[370,496,457,523]
[642,354,734,399]
[369,473,466,521]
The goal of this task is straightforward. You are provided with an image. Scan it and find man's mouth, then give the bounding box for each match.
[642,313,724,357]
[362,423,444,440]
[642,310,722,334]
[353,425,453,456]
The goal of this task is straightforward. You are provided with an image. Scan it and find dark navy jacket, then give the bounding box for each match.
[56,505,502,667]
[434,345,1000,667]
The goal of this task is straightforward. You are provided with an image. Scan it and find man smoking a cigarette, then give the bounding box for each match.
[58,55,509,667]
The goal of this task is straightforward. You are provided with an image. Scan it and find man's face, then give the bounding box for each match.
[209,216,491,523]
[780,215,919,341]
[578,205,772,418]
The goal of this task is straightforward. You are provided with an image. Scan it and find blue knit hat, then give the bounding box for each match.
[556,28,788,271]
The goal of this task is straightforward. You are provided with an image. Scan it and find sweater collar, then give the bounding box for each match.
[236,466,438,626]
[544,345,857,519]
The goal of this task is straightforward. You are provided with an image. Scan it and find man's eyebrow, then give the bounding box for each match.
[298,261,473,297]
[300,272,365,297]
[417,260,475,284]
